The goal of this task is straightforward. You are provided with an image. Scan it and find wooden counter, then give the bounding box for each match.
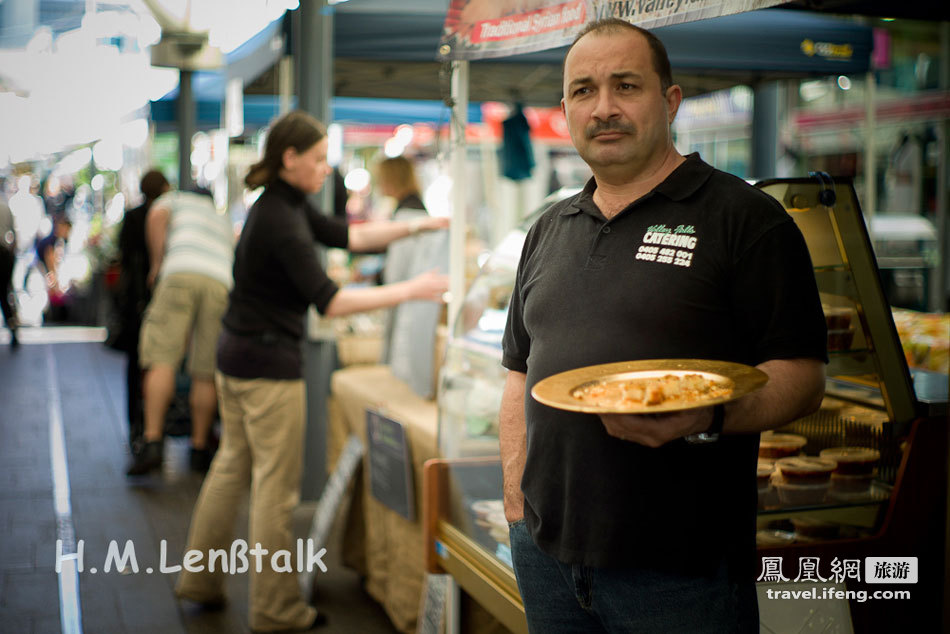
[327,365,439,634]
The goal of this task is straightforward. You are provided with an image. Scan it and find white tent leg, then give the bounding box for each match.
[449,60,469,328]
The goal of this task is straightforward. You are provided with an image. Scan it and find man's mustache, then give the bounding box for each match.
[586,121,635,139]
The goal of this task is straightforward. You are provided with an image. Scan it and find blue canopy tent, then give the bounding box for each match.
[149,6,872,130]
[149,11,482,131]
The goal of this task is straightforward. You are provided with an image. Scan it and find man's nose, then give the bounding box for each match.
[591,89,621,120]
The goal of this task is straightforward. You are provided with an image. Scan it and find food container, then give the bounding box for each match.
[471,499,504,521]
[822,305,854,330]
[819,447,881,475]
[756,529,796,547]
[830,472,874,497]
[759,433,808,460]
[827,328,856,352]
[791,517,840,540]
[757,460,775,491]
[775,456,838,484]
[774,478,830,506]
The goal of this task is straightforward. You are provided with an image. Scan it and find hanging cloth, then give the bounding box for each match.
[499,104,535,181]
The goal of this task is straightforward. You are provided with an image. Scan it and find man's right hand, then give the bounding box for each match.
[499,370,528,524]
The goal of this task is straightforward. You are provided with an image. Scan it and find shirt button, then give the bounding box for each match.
[603,226,611,234]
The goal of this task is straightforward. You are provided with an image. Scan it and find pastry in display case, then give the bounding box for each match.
[424,177,948,632]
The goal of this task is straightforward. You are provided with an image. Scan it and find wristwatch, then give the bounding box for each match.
[685,404,725,444]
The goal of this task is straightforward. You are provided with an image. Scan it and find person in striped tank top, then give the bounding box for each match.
[127,186,234,476]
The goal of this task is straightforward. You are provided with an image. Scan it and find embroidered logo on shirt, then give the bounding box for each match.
[635,224,696,267]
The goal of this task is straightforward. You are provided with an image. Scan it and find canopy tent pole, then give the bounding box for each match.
[864,70,877,219]
[296,0,334,213]
[934,22,948,313]
[177,69,195,191]
[448,60,469,328]
[750,81,779,180]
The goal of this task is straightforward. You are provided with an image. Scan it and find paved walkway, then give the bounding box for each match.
[0,328,398,634]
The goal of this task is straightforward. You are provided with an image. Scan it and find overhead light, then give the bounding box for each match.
[344,168,370,192]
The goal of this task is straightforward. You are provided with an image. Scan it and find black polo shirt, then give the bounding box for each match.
[502,154,827,576]
[218,179,348,380]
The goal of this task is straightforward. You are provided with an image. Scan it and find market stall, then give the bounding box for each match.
[425,175,949,632]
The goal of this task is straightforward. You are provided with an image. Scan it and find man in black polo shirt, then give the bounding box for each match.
[499,18,827,633]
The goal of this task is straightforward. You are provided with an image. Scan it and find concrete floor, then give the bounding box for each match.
[0,327,399,634]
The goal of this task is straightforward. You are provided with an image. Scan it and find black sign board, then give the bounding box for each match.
[300,435,364,598]
[366,409,415,521]
[416,573,448,634]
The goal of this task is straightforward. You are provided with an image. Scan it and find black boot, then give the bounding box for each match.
[126,440,163,476]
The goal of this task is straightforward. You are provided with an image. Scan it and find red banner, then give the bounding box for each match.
[440,0,785,60]
[470,1,586,43]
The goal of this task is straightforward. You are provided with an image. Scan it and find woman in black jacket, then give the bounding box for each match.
[175,110,447,632]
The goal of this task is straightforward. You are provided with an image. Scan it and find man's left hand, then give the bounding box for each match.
[600,407,715,448]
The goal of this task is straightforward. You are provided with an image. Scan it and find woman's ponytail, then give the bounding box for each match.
[244,162,272,190]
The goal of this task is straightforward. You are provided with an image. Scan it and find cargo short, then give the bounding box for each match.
[139,272,229,379]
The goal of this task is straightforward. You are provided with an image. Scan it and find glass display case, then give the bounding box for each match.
[423,178,948,633]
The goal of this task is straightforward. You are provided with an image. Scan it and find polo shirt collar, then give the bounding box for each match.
[563,153,713,217]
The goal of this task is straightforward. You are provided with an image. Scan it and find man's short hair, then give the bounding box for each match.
[564,18,674,93]
[140,169,169,201]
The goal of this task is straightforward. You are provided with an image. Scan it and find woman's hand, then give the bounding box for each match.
[421,216,450,232]
[407,269,449,302]
[408,216,450,235]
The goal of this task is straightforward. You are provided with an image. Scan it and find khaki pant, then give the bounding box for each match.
[176,373,316,632]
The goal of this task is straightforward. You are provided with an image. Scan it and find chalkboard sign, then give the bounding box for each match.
[366,409,415,521]
[416,573,448,634]
[299,435,364,598]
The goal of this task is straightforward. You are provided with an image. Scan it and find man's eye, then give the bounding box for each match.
[573,87,590,97]
[619,83,637,91]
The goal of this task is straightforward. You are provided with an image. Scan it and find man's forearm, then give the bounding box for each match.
[499,370,527,523]
[723,358,826,434]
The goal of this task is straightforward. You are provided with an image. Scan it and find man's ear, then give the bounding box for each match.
[666,84,683,124]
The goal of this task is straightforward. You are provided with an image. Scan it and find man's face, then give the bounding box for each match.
[561,30,680,173]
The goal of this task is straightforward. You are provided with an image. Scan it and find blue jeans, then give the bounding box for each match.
[508,520,757,633]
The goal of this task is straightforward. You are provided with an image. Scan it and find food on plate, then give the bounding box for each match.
[571,373,732,409]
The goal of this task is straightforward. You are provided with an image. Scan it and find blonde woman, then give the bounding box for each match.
[376,155,426,214]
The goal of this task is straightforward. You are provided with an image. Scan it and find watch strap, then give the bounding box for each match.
[684,404,725,444]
